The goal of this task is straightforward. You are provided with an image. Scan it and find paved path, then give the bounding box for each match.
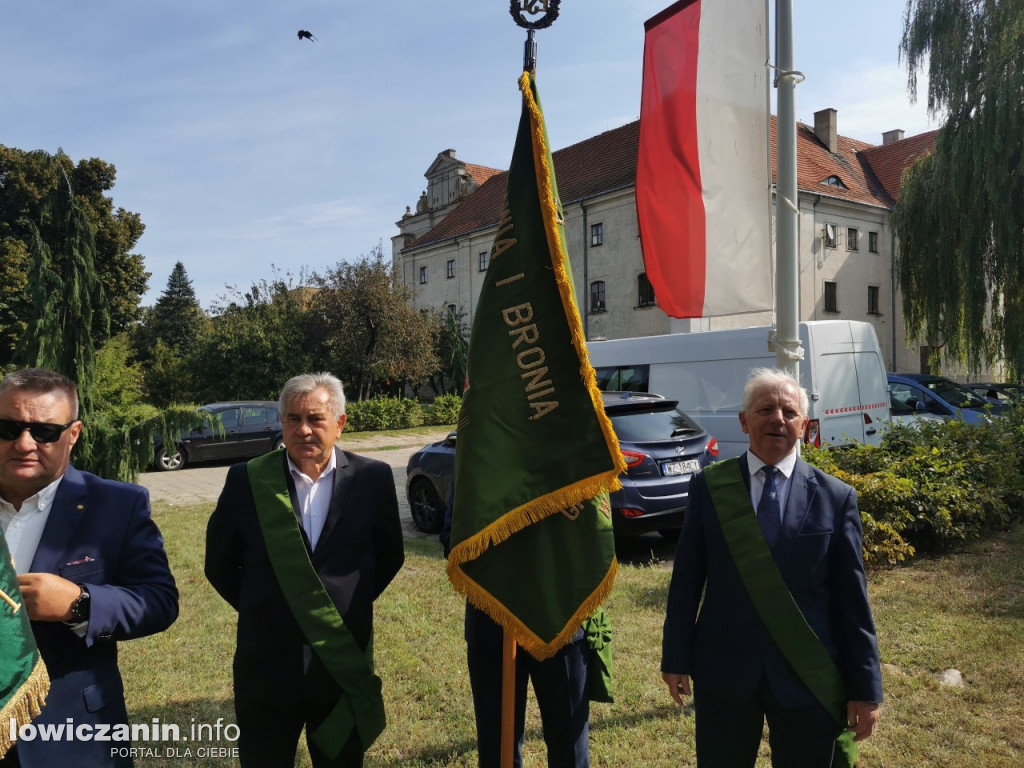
[138,428,454,540]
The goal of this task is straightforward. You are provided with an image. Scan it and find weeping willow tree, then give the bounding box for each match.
[15,154,108,470]
[893,0,1024,377]
[13,152,202,481]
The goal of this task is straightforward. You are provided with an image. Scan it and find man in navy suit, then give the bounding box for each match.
[0,368,179,768]
[205,372,404,768]
[661,368,881,767]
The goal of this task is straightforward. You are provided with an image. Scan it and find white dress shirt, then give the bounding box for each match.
[745,449,798,526]
[287,451,337,550]
[0,475,63,574]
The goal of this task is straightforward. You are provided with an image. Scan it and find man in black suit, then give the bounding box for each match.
[661,368,881,767]
[205,372,404,768]
[0,368,178,768]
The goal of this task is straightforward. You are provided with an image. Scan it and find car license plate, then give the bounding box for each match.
[662,459,701,476]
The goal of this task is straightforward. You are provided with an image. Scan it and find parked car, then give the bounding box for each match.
[153,401,283,471]
[887,383,947,428]
[886,373,1008,425]
[965,382,1024,406]
[405,391,718,536]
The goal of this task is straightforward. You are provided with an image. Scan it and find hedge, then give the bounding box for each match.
[805,405,1024,565]
[344,394,462,433]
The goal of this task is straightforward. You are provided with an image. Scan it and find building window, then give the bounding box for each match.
[446,259,456,279]
[824,281,839,313]
[479,251,489,271]
[590,281,606,313]
[869,231,879,253]
[638,273,656,307]
[824,224,838,249]
[419,266,427,285]
[591,223,604,247]
[847,227,858,251]
[868,286,880,315]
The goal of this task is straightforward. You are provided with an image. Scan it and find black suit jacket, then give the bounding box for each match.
[204,448,404,703]
[662,454,882,708]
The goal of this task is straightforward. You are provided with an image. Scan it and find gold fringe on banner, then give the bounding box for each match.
[0,655,50,758]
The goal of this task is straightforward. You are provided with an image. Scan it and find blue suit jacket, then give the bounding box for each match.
[17,465,179,768]
[661,455,882,708]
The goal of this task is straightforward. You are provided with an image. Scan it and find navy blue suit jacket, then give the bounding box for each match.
[204,448,404,709]
[661,455,882,708]
[18,465,179,768]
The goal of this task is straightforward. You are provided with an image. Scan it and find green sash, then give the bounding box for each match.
[703,458,857,767]
[247,452,386,758]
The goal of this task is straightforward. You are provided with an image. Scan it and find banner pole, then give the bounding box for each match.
[501,630,517,768]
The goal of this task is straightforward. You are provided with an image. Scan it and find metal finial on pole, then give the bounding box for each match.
[524,29,537,72]
[510,0,560,72]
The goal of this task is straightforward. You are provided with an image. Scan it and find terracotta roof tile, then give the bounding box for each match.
[464,162,503,187]
[859,130,938,204]
[403,117,934,251]
[771,116,889,208]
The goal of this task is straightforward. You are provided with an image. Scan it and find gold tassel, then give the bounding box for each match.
[0,655,50,758]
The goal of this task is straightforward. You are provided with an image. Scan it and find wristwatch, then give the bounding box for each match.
[67,585,91,624]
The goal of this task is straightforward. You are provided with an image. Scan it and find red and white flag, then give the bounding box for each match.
[637,0,773,319]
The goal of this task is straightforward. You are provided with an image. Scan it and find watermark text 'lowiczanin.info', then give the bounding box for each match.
[10,717,240,758]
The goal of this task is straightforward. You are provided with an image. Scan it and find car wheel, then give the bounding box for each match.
[273,439,285,451]
[156,445,186,472]
[658,527,681,541]
[408,478,444,533]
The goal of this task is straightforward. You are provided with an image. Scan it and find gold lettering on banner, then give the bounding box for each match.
[496,273,525,287]
[501,300,560,421]
[492,205,517,260]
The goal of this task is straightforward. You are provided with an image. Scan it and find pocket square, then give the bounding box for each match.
[65,556,96,566]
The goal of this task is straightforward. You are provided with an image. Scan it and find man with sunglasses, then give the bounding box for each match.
[0,368,178,768]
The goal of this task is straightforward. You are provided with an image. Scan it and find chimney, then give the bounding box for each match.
[882,129,905,145]
[814,108,838,154]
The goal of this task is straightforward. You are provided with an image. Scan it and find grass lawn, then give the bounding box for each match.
[120,502,1024,767]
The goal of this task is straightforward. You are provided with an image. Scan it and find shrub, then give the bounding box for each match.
[424,394,462,426]
[345,396,422,432]
[805,407,1024,565]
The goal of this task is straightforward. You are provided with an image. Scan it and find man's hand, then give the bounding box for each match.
[662,672,692,706]
[846,700,880,742]
[17,573,81,622]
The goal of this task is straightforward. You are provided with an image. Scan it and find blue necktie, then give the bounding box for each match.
[758,466,782,547]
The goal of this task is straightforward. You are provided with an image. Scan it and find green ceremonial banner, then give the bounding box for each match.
[446,71,627,660]
[0,532,49,758]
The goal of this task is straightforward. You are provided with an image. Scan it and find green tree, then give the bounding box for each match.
[310,244,438,400]
[70,157,149,336]
[147,261,205,354]
[894,0,1024,376]
[142,339,198,408]
[189,277,313,402]
[0,145,149,365]
[15,156,109,423]
[432,305,469,396]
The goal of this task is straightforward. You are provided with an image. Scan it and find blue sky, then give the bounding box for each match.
[0,0,934,310]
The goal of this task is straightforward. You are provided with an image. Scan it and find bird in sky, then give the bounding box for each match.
[297,30,317,42]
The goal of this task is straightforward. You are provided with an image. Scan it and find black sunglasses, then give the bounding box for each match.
[0,418,78,444]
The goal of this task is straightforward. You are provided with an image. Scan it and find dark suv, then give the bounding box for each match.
[405,391,718,536]
[153,401,283,471]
